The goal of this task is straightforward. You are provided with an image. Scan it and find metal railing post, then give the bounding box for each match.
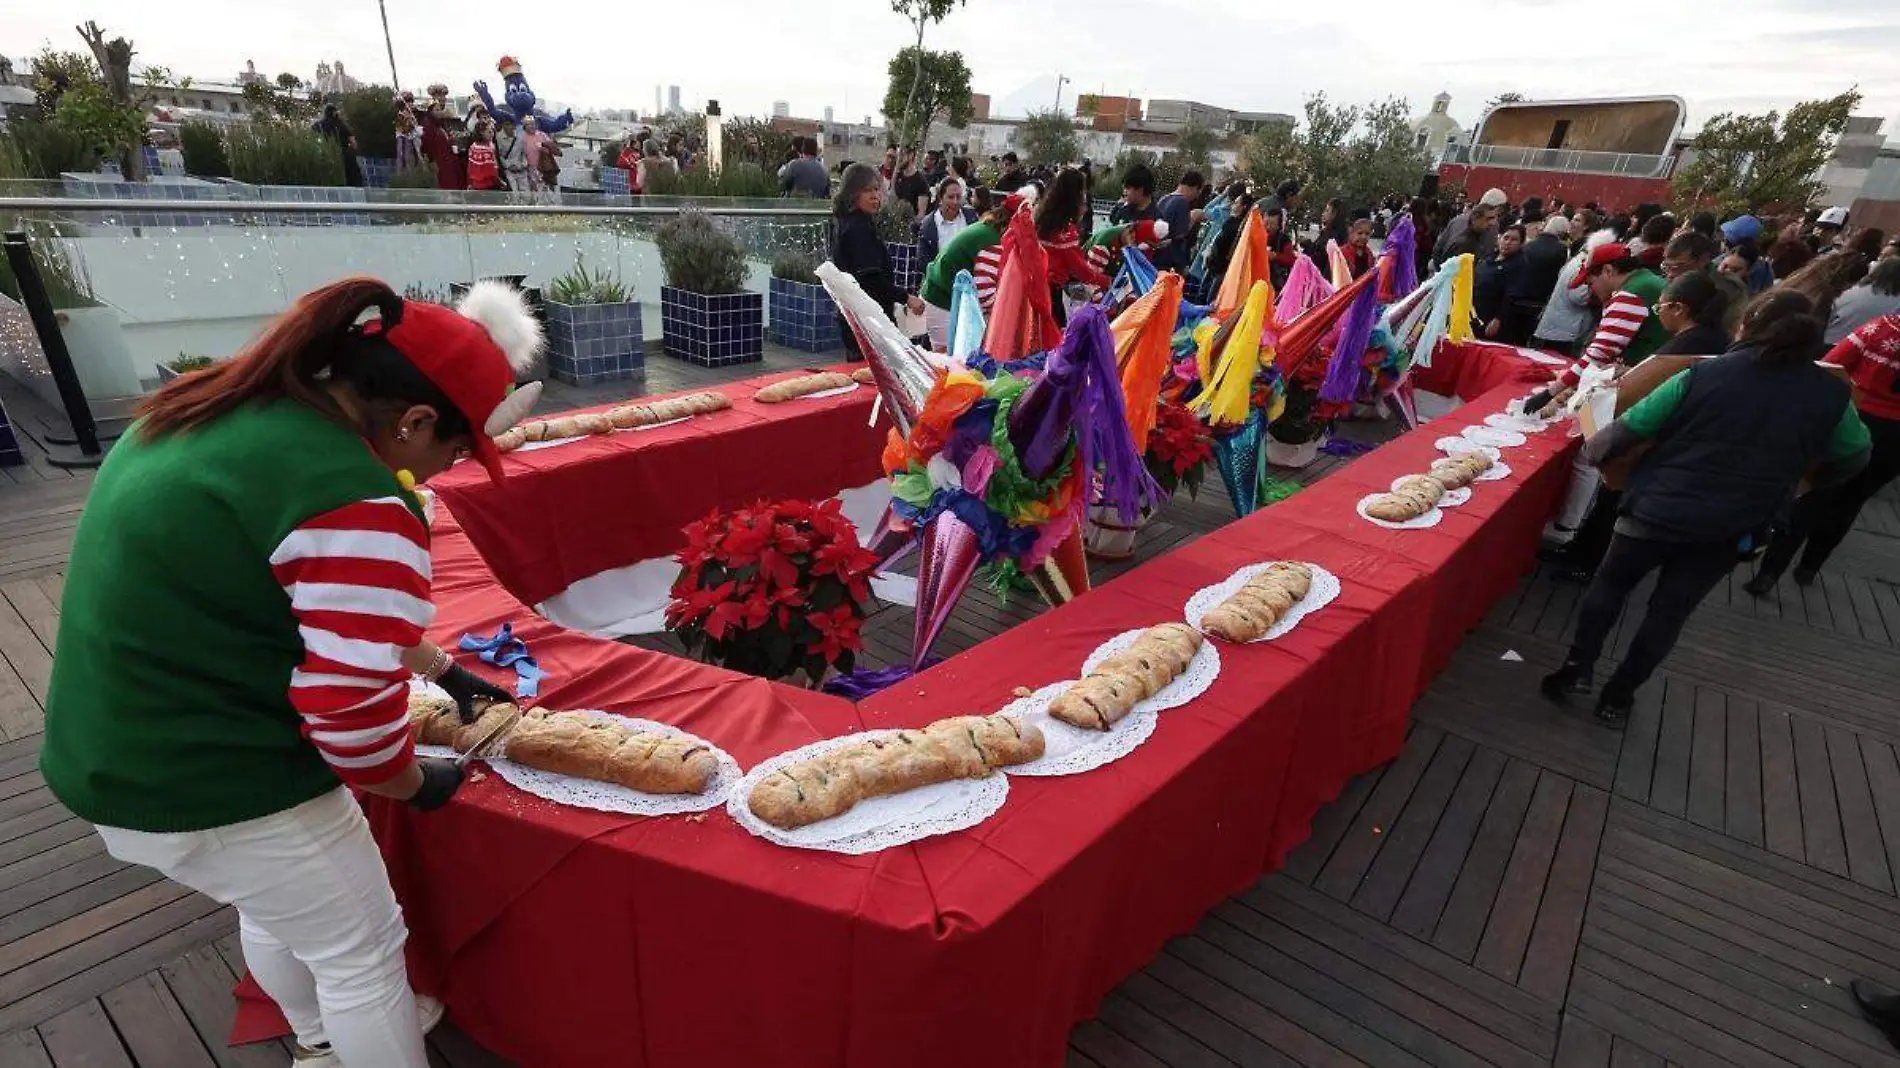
[2,230,103,463]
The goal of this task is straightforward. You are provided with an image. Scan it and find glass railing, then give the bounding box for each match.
[0,188,836,408]
[1440,143,1675,178]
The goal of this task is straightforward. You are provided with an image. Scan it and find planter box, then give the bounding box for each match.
[885,242,921,294]
[661,287,763,367]
[1265,436,1323,469]
[359,156,397,188]
[768,277,842,353]
[544,300,644,385]
[600,167,631,197]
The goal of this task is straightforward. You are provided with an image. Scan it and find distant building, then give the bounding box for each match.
[969,93,991,122]
[1438,95,1686,208]
[1823,115,1885,207]
[772,101,790,118]
[1076,94,1142,132]
[311,61,361,96]
[1231,111,1294,136]
[1146,99,1232,132]
[1410,92,1463,160]
[667,85,681,115]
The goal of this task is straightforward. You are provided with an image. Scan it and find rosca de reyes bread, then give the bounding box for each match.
[607,391,730,429]
[746,713,1045,829]
[1200,562,1315,642]
[502,711,718,795]
[755,371,854,403]
[1049,622,1202,730]
[851,366,876,384]
[406,691,516,754]
[1428,452,1493,488]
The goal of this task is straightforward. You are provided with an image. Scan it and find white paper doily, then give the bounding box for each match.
[1080,627,1222,713]
[485,712,739,815]
[515,432,593,452]
[1003,683,1158,777]
[1357,493,1444,530]
[726,731,1009,854]
[1435,437,1503,461]
[630,415,693,433]
[1390,476,1472,508]
[1462,424,1528,448]
[1485,411,1552,435]
[1474,461,1513,482]
[778,381,860,402]
[1183,562,1342,643]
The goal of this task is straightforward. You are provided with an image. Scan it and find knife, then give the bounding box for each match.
[454,704,522,768]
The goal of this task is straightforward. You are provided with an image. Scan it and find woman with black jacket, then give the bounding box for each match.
[1541,290,1869,727]
[831,163,923,357]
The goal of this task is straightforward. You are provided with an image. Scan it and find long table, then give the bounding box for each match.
[239,376,1574,1066]
[1413,339,1568,403]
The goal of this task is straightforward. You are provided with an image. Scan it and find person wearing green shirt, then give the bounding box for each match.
[42,278,541,1067]
[1542,289,1870,727]
[918,189,1038,350]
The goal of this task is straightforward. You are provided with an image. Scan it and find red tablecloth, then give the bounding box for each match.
[431,367,886,606]
[1412,339,1563,402]
[241,381,1573,1067]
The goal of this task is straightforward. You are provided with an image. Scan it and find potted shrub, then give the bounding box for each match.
[664,497,880,686]
[542,254,642,385]
[657,209,762,366]
[767,249,841,353]
[156,353,216,384]
[875,198,922,293]
[177,121,230,179]
[1266,374,1328,469]
[1086,399,1212,560]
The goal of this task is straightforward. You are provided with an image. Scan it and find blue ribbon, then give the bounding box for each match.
[458,623,546,698]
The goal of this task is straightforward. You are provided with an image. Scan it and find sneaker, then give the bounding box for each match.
[417,994,446,1034]
[1595,692,1633,729]
[290,1044,339,1067]
[1742,571,1779,598]
[1540,661,1593,702]
[1541,522,1577,546]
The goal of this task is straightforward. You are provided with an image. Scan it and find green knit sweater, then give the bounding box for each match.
[41,400,427,832]
[920,221,1001,309]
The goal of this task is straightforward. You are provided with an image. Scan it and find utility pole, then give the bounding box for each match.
[377,0,401,91]
[1053,74,1068,113]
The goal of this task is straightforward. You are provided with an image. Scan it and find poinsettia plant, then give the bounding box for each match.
[665,498,881,683]
[1144,399,1215,499]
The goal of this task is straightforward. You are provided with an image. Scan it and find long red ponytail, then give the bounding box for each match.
[136,277,401,439]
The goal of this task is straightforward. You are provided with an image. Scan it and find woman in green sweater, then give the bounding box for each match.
[918,187,1036,351]
[41,277,540,1067]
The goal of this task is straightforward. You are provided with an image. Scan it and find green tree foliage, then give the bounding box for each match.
[1239,92,1428,223]
[243,73,318,124]
[889,0,968,148]
[31,32,175,180]
[337,86,399,158]
[1339,97,1429,210]
[227,123,344,186]
[177,120,230,177]
[1019,109,1078,165]
[721,116,795,171]
[1173,122,1217,171]
[1486,92,1526,108]
[1671,89,1862,218]
[0,119,97,179]
[882,47,973,151]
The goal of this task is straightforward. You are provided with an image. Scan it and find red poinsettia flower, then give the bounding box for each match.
[721,519,771,567]
[806,603,864,662]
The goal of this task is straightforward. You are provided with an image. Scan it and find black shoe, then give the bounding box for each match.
[1793,567,1818,587]
[1742,571,1779,598]
[1541,661,1593,702]
[1852,979,1900,1054]
[1595,691,1633,729]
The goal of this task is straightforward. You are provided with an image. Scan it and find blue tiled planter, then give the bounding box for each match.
[768,277,842,353]
[661,287,764,367]
[359,156,396,188]
[544,300,644,385]
[600,167,631,196]
[885,241,921,294]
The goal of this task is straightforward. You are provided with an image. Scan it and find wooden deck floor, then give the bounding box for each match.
[3,359,1899,1066]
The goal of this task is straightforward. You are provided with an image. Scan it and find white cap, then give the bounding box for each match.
[1151,220,1170,240]
[1541,215,1571,237]
[1479,187,1508,207]
[1818,206,1848,227]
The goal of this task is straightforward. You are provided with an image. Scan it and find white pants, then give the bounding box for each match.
[1556,449,1601,531]
[923,301,952,352]
[97,788,429,1066]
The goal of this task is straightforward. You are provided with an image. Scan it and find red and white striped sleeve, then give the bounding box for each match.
[972,243,1004,310]
[268,496,435,786]
[1561,289,1651,388]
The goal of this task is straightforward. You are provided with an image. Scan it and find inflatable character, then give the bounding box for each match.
[473,56,574,135]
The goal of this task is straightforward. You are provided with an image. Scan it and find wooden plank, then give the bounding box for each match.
[1647,678,1694,818]
[1390,745,1507,941]
[0,892,232,1030]
[0,865,165,949]
[1612,682,1666,804]
[1116,967,1302,1068]
[0,821,101,875]
[1159,937,1413,1067]
[1827,724,1895,895]
[1553,1012,1613,1067]
[1473,771,1572,983]
[1092,991,1230,1068]
[1685,688,1726,831]
[1608,1036,1666,1068]
[1278,761,1382,885]
[0,1031,50,1068]
[1721,697,1764,848]
[0,852,129,922]
[1859,735,1900,892]
[1568,970,1782,1068]
[1756,703,1804,861]
[1313,726,1442,902]
[1518,784,1609,1001]
[1791,713,1850,877]
[34,1000,132,1068]
[158,944,285,1068]
[98,973,219,1068]
[0,835,107,898]
[1351,733,1473,922]
[1432,759,1541,962]
[0,601,49,710]
[1069,1020,1168,1068]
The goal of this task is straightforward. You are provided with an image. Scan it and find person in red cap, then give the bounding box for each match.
[1555,242,1669,390]
[39,278,545,1067]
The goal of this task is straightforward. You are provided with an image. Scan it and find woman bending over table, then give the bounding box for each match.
[1541,291,1869,727]
[40,278,538,1067]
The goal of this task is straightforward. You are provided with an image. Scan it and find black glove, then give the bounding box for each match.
[1522,388,1554,417]
[438,663,513,724]
[407,758,464,811]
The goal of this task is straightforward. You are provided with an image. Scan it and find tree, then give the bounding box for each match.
[1238,93,1426,224]
[882,47,973,151]
[243,73,317,124]
[32,32,174,180]
[1295,93,1358,221]
[1240,120,1301,191]
[1671,89,1862,218]
[890,0,968,149]
[1173,122,1217,171]
[1486,92,1526,108]
[1019,109,1077,165]
[1339,97,1430,211]
[337,86,400,158]
[721,116,795,170]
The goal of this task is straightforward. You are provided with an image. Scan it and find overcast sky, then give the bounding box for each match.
[10,0,1898,138]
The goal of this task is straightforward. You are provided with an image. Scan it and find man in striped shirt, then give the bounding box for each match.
[1555,242,1670,390]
